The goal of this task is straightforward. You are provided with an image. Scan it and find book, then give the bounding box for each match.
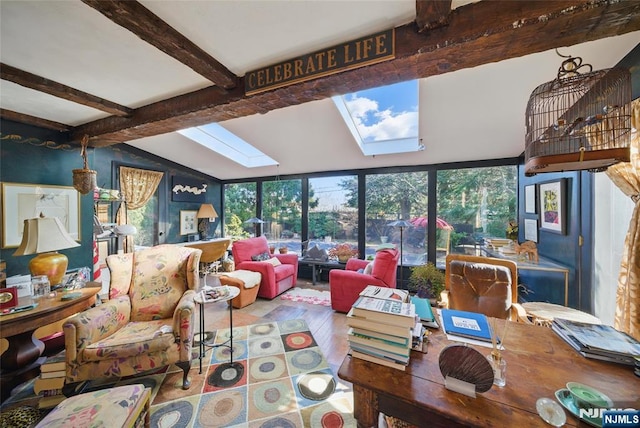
[347,329,411,356]
[349,326,410,347]
[440,309,494,343]
[39,369,66,379]
[359,285,409,303]
[410,295,439,329]
[40,351,66,372]
[346,308,413,338]
[349,342,410,364]
[351,297,416,328]
[38,394,66,409]
[553,318,640,357]
[350,349,407,371]
[411,321,428,353]
[34,376,65,395]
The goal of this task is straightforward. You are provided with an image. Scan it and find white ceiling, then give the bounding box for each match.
[1,1,638,180]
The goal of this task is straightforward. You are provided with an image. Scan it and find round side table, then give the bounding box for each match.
[193,286,240,374]
[522,302,601,327]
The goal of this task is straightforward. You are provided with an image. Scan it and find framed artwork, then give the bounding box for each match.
[180,210,198,235]
[2,182,80,248]
[538,179,566,234]
[171,176,207,202]
[523,218,538,242]
[524,185,536,214]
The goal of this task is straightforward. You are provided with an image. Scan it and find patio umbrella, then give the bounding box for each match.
[410,216,453,230]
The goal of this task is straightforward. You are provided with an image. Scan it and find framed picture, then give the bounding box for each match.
[171,176,207,202]
[2,182,80,248]
[538,179,566,234]
[524,185,536,214]
[180,210,198,235]
[524,218,538,242]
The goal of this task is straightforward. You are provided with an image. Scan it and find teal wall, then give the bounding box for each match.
[1,119,221,280]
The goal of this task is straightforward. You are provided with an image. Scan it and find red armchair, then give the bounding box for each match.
[329,248,399,313]
[231,236,298,299]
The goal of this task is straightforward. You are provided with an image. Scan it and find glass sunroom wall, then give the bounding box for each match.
[224,182,256,239]
[308,176,358,258]
[364,172,429,265]
[263,179,302,255]
[437,165,517,259]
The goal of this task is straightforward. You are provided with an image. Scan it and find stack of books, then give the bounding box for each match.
[551,318,640,366]
[346,286,417,371]
[34,351,67,409]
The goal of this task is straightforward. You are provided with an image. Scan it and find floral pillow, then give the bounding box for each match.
[251,251,271,261]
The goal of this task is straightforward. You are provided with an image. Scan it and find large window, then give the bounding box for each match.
[308,175,358,255]
[263,179,302,254]
[363,172,429,264]
[224,182,256,239]
[437,165,517,256]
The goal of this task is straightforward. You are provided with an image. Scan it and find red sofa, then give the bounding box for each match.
[231,236,298,299]
[329,248,399,313]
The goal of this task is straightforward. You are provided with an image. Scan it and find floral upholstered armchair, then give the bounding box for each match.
[63,244,202,389]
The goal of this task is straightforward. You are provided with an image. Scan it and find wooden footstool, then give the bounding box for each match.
[219,270,261,308]
[35,384,150,428]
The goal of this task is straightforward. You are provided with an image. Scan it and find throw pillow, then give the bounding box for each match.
[251,251,270,261]
[356,268,365,274]
[363,261,374,275]
[265,257,282,266]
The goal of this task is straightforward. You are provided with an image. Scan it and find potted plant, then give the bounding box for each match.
[328,243,358,263]
[408,262,445,303]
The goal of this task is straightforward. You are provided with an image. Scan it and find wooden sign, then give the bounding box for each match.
[245,29,395,96]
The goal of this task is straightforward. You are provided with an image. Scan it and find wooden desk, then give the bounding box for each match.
[338,320,639,427]
[0,286,101,400]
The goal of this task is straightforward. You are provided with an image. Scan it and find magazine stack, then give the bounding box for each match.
[346,285,418,371]
[551,318,640,366]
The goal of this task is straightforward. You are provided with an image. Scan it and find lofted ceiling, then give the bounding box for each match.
[1,1,639,180]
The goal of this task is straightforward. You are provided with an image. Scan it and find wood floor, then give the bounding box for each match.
[200,279,351,378]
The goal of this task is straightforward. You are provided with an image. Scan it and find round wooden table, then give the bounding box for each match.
[521,301,601,327]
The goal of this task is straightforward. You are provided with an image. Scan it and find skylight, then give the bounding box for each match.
[332,80,421,156]
[178,123,278,168]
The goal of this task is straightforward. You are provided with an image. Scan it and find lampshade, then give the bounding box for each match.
[13,215,80,286]
[524,55,631,176]
[197,204,218,220]
[387,220,412,228]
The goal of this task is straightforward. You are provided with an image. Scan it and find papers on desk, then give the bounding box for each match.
[436,309,504,350]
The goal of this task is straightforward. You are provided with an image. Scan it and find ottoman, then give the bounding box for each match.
[219,270,261,308]
[35,384,150,428]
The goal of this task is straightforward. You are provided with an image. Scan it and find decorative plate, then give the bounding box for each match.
[555,389,602,428]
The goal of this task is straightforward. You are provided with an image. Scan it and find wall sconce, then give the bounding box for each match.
[197,204,218,241]
[72,135,97,194]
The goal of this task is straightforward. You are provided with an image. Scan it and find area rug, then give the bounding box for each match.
[0,319,354,428]
[150,319,354,427]
[281,288,331,307]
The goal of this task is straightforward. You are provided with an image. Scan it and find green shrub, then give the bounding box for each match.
[408,262,445,299]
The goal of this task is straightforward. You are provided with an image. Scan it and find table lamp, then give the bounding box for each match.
[197,203,218,240]
[13,214,80,286]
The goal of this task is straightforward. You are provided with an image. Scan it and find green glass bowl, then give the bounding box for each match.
[566,382,613,410]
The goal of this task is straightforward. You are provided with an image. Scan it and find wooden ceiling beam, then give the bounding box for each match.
[0,108,70,132]
[416,0,452,32]
[67,0,640,145]
[81,0,238,90]
[0,63,132,117]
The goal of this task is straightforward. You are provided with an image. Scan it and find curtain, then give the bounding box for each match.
[117,166,164,253]
[605,99,640,340]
